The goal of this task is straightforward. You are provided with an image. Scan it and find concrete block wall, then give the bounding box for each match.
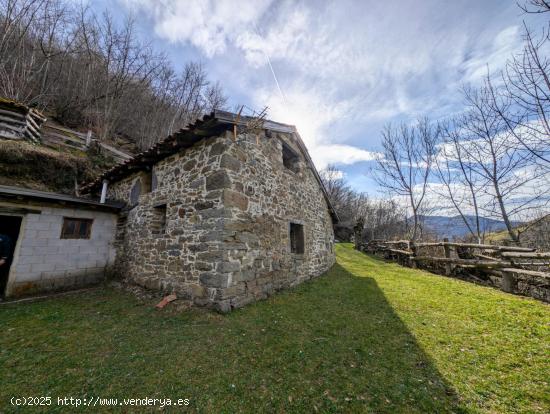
[6,206,117,297]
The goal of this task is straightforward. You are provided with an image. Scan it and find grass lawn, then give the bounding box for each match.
[1,243,549,413]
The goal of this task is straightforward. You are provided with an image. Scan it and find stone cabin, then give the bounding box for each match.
[84,110,337,312]
[0,111,336,311]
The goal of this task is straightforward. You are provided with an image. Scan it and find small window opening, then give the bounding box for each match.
[282,142,300,173]
[130,179,141,206]
[290,222,304,254]
[152,204,167,235]
[114,214,128,247]
[130,171,154,206]
[151,171,158,191]
[61,217,93,239]
[142,171,153,193]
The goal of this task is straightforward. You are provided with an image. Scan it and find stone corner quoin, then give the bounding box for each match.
[107,129,336,312]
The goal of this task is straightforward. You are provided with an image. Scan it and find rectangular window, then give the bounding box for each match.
[131,171,154,207]
[282,142,300,173]
[61,217,93,239]
[290,222,304,254]
[152,204,167,235]
[142,171,153,193]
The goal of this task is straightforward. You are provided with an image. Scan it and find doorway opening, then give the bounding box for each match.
[0,215,22,297]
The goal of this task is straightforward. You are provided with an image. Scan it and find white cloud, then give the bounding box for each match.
[413,165,550,221]
[247,84,383,170]
[461,25,522,83]
[120,0,531,181]
[124,0,274,57]
[235,4,310,68]
[312,144,378,169]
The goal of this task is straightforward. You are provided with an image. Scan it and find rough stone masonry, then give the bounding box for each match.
[102,113,336,312]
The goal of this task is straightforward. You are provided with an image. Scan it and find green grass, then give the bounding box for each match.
[484,228,514,243]
[1,243,548,413]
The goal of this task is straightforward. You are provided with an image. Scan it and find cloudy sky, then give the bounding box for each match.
[93,0,538,196]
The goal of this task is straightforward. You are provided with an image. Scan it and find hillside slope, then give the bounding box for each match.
[419,215,523,239]
[0,140,116,194]
[486,214,550,250]
[1,244,548,413]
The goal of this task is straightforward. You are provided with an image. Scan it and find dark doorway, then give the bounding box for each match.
[0,215,22,297]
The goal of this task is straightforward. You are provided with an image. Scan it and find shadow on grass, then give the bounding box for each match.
[0,263,471,413]
[296,262,471,413]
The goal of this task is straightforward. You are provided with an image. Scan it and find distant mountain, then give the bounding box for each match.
[417,215,523,239]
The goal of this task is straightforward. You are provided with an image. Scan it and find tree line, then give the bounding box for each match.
[326,1,550,245]
[0,0,227,149]
[320,166,408,242]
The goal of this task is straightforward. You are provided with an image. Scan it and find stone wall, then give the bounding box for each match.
[3,203,117,297]
[358,241,550,303]
[486,269,550,303]
[108,130,335,311]
[210,132,336,311]
[107,136,228,301]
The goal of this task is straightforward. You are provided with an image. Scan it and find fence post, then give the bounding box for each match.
[501,270,517,293]
[443,237,452,275]
[353,218,364,251]
[85,130,92,147]
[410,240,417,268]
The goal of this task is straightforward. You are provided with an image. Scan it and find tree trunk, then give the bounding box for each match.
[494,179,519,244]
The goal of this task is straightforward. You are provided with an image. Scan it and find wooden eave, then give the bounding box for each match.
[80,111,339,222]
[0,185,123,212]
[82,114,228,193]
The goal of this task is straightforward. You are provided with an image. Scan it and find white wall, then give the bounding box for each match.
[5,205,117,297]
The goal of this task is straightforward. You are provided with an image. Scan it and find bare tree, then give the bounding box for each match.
[518,0,550,13]
[320,166,354,218]
[361,198,407,241]
[0,0,228,150]
[320,165,409,242]
[434,120,485,243]
[320,165,364,241]
[458,76,548,244]
[373,118,439,240]
[500,24,550,167]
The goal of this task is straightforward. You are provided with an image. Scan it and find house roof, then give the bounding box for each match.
[0,185,123,211]
[82,110,338,221]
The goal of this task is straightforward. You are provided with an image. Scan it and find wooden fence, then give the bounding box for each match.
[357,239,550,302]
[41,123,133,163]
[0,104,46,144]
[0,98,133,163]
